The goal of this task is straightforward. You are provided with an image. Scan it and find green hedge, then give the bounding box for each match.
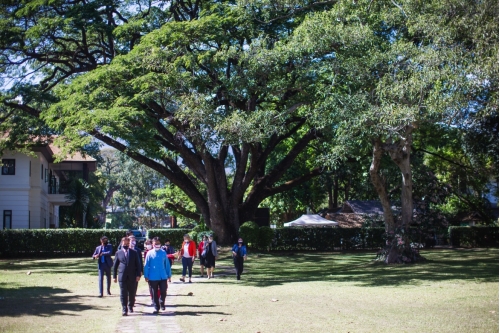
[448,226,499,247]
[0,229,128,258]
[146,229,192,249]
[271,228,386,251]
[239,221,260,246]
[1,226,496,257]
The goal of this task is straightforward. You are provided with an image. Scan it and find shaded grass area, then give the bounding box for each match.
[176,248,499,333]
[0,257,185,333]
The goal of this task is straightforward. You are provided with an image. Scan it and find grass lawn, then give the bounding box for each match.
[0,248,497,333]
[176,248,499,333]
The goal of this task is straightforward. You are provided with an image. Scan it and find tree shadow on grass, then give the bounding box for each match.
[0,283,101,317]
[0,258,97,275]
[214,249,499,288]
[173,310,231,316]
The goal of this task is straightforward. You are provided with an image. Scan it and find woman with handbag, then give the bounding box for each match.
[204,235,218,279]
[178,234,196,283]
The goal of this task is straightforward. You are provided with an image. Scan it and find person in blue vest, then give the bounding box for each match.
[144,238,172,314]
[232,237,247,280]
[92,236,113,297]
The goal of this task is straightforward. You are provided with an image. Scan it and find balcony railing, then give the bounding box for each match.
[49,180,71,194]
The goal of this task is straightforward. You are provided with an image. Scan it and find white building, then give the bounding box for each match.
[0,143,96,229]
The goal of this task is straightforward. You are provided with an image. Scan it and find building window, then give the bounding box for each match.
[1,159,15,175]
[3,210,12,229]
[29,161,31,177]
[45,168,48,183]
[41,164,43,179]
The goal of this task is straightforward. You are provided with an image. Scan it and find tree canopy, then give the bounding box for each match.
[0,0,497,248]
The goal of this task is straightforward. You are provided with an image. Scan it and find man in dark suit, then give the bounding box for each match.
[113,237,141,316]
[92,236,113,297]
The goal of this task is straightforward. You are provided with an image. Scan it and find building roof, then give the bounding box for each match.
[324,213,366,228]
[47,143,96,163]
[342,200,386,215]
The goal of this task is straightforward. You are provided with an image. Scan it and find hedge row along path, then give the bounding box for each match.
[116,280,185,333]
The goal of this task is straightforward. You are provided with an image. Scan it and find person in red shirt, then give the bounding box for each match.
[178,234,197,283]
[198,235,208,277]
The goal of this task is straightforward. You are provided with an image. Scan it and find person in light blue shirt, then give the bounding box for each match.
[232,237,247,280]
[144,239,171,314]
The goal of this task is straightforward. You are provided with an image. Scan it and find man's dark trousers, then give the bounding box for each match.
[113,248,141,314]
[149,280,167,310]
[234,256,244,279]
[119,278,136,310]
[98,265,111,295]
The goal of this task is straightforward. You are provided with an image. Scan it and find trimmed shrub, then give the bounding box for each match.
[448,226,499,247]
[239,221,260,246]
[146,229,192,249]
[257,226,274,250]
[0,229,127,258]
[271,228,386,251]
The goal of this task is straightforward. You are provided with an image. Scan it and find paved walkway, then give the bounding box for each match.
[115,280,185,333]
[115,265,236,333]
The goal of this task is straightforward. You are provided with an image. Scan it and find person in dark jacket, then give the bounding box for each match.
[128,235,143,308]
[113,237,142,316]
[162,239,176,283]
[232,238,247,280]
[92,236,113,297]
[204,235,218,279]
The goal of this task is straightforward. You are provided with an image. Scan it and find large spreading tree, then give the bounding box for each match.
[0,0,336,243]
[0,0,496,252]
[285,0,497,261]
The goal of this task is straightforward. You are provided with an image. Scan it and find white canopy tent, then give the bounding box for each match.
[284,214,339,227]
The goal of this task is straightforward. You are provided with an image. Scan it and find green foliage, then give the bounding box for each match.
[0,229,127,258]
[0,0,497,243]
[257,226,275,250]
[448,226,499,248]
[238,221,260,246]
[189,221,214,242]
[272,228,386,251]
[146,229,192,249]
[107,212,136,230]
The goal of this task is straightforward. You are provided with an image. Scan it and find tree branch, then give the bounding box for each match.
[266,167,323,196]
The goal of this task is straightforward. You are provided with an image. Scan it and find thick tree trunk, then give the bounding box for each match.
[369,139,395,232]
[387,128,413,229]
[92,124,322,245]
[371,128,423,264]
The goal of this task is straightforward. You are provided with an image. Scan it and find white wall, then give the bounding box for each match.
[0,152,31,228]
[1,150,67,229]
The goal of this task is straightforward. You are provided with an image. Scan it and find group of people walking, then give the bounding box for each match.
[92,232,247,316]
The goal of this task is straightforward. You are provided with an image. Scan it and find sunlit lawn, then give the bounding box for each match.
[177,248,499,333]
[0,257,183,333]
[0,248,497,333]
